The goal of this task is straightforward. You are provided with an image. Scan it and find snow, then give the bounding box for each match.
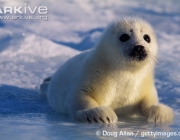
[0,0,180,140]
[0,33,79,88]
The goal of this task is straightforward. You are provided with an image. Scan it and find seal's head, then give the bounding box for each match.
[97,17,158,70]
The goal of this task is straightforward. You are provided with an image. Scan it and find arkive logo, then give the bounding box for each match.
[0,3,48,14]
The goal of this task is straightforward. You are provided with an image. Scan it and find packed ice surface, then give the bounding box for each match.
[0,0,180,140]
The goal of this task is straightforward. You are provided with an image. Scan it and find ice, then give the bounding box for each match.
[0,0,180,140]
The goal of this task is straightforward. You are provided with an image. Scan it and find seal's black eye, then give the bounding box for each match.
[119,34,130,42]
[143,34,151,43]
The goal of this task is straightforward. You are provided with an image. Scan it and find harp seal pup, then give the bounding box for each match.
[40,17,174,123]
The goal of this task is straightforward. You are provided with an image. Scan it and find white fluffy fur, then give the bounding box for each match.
[40,17,174,123]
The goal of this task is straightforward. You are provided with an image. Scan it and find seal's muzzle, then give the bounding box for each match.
[128,45,147,61]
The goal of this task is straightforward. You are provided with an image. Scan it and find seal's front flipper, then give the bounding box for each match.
[40,77,51,96]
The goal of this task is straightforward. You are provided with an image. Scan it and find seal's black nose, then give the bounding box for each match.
[129,45,147,61]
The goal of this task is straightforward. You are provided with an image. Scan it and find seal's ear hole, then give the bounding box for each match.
[119,34,130,42]
[143,34,151,43]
